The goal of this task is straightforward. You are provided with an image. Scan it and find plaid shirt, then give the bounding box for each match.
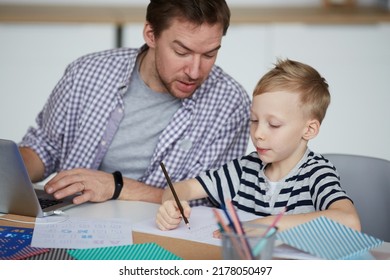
[20,46,251,198]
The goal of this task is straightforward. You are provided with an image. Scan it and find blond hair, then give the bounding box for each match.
[253,58,330,123]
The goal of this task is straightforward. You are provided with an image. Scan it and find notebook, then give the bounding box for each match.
[0,225,50,260]
[0,138,76,217]
[276,216,383,260]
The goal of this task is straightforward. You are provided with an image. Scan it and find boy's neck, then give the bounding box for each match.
[264,147,308,182]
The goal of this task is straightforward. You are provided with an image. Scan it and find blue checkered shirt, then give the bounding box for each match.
[20,46,251,204]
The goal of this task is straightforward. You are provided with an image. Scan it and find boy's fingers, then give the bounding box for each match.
[180,200,191,219]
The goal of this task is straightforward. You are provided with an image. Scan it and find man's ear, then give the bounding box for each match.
[143,22,156,48]
[303,119,320,140]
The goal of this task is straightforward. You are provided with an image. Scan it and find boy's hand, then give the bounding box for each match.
[156,200,191,230]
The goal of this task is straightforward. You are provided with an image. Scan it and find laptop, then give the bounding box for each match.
[0,138,76,217]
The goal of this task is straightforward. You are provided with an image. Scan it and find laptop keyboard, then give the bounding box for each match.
[38,198,63,209]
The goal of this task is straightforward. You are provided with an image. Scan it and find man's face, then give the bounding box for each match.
[148,18,223,99]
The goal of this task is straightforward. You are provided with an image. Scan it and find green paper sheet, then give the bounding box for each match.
[67,243,182,260]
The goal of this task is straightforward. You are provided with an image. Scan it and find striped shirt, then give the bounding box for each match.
[196,149,351,216]
[20,46,251,199]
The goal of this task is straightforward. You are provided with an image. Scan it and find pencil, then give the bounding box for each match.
[226,200,253,259]
[261,207,286,238]
[160,162,190,230]
[221,204,236,233]
[252,207,286,257]
[212,208,246,260]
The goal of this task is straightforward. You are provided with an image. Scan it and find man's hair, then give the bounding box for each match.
[253,58,331,123]
[146,0,230,38]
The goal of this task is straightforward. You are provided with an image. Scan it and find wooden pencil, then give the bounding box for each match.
[160,162,190,229]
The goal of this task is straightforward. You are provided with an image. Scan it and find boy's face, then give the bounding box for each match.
[144,18,223,99]
[250,91,311,165]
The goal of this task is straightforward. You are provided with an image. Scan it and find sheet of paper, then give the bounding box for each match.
[132,206,259,246]
[133,206,220,246]
[31,216,133,249]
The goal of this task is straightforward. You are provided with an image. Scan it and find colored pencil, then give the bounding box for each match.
[212,208,246,260]
[252,207,286,256]
[225,200,253,259]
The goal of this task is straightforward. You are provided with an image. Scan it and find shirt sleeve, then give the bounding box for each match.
[309,160,352,210]
[195,158,243,208]
[19,61,76,178]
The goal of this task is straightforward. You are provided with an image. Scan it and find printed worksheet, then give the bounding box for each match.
[31,216,133,249]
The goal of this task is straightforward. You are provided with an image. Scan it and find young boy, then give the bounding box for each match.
[156,59,361,232]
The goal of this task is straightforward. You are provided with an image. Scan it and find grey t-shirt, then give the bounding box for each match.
[99,61,181,180]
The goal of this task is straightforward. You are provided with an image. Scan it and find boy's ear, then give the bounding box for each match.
[143,22,156,48]
[303,119,320,140]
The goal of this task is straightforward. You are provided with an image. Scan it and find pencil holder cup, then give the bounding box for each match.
[221,223,277,260]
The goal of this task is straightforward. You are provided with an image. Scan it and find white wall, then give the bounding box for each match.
[0,23,115,141]
[1,2,389,161]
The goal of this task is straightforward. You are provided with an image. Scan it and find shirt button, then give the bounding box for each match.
[118,108,123,114]
[101,140,107,146]
[265,195,271,201]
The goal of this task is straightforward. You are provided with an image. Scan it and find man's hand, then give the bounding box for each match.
[44,168,115,204]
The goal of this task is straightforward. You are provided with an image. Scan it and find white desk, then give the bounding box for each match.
[1,200,390,260]
[64,200,160,223]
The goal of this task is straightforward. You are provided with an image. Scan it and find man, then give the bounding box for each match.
[19,0,251,206]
